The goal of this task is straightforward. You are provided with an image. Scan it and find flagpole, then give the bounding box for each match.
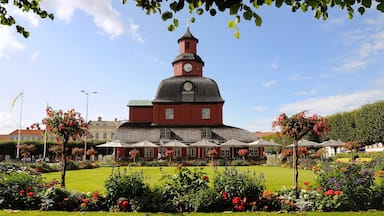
[16,93,24,159]
[43,127,47,159]
[43,102,48,160]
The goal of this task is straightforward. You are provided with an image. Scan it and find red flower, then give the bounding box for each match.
[232,196,241,205]
[26,186,31,191]
[221,191,229,200]
[324,189,335,196]
[304,181,309,186]
[20,189,25,195]
[334,190,342,195]
[202,175,209,181]
[121,200,129,208]
[27,192,34,197]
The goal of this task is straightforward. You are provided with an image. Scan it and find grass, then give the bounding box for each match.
[42,165,317,193]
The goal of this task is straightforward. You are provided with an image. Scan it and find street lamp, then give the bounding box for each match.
[81,90,97,161]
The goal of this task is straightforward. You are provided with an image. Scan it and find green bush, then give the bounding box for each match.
[0,171,43,210]
[160,165,210,212]
[104,167,150,211]
[213,166,265,211]
[316,161,378,210]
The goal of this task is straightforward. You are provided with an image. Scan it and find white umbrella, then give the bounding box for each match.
[130,140,159,148]
[161,140,188,148]
[321,140,344,147]
[248,139,282,147]
[97,140,125,148]
[190,139,218,147]
[287,139,321,148]
[220,139,248,147]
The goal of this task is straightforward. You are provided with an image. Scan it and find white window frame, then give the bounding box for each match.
[202,108,210,120]
[220,147,230,157]
[165,108,174,120]
[174,147,182,157]
[145,148,154,157]
[186,148,196,157]
[249,147,259,156]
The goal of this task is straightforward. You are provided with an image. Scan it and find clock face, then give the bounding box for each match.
[183,63,193,72]
[183,82,193,91]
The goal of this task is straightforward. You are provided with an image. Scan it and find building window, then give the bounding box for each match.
[186,148,196,157]
[111,132,114,139]
[103,132,107,139]
[174,147,182,157]
[160,128,171,139]
[221,148,230,157]
[165,108,174,120]
[201,128,212,139]
[95,133,99,140]
[185,41,190,49]
[145,148,154,157]
[249,147,259,156]
[202,108,210,119]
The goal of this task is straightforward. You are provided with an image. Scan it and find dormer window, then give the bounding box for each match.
[201,128,212,139]
[160,128,171,139]
[185,41,190,49]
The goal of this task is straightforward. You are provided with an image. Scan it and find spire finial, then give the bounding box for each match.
[187,18,191,29]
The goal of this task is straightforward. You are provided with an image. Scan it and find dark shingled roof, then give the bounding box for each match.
[177,27,198,43]
[113,123,258,145]
[172,53,204,65]
[153,76,224,103]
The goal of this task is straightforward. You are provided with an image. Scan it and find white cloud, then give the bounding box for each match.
[244,117,276,132]
[43,0,143,41]
[30,51,40,61]
[278,89,384,116]
[0,27,25,59]
[334,18,384,72]
[289,73,311,81]
[292,89,317,96]
[0,112,18,134]
[262,80,277,87]
[271,56,279,69]
[250,105,267,112]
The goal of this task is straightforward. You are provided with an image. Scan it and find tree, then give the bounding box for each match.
[0,0,54,38]
[272,110,330,197]
[237,148,249,161]
[2,0,384,39]
[129,149,139,163]
[42,106,88,187]
[19,143,36,161]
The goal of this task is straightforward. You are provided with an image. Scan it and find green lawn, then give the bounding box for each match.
[42,165,317,193]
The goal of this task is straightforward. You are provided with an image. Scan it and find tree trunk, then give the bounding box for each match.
[61,139,67,188]
[293,140,299,198]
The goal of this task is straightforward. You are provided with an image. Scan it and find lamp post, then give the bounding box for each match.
[81,90,97,161]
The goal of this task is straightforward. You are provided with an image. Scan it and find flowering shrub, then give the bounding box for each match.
[316,162,376,210]
[214,166,264,211]
[104,167,150,212]
[0,170,43,210]
[161,165,210,212]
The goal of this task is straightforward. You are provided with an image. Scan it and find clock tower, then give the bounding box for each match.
[152,27,224,126]
[172,27,204,77]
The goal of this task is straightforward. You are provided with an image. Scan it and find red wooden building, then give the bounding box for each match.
[111,28,262,161]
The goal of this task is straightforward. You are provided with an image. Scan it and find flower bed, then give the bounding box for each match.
[0,159,383,212]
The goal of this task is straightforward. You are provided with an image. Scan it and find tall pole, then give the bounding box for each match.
[81,90,97,161]
[16,93,24,159]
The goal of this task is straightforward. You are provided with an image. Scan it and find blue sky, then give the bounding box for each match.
[1,1,384,134]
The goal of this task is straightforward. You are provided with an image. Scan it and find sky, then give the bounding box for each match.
[1,0,384,135]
